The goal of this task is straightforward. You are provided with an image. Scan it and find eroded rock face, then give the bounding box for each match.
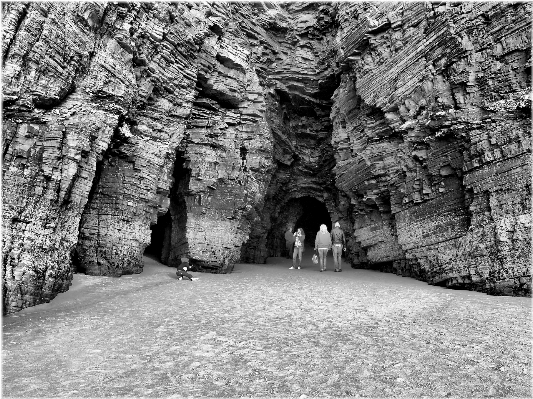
[2,2,531,313]
[239,3,355,263]
[331,2,531,295]
[2,2,275,312]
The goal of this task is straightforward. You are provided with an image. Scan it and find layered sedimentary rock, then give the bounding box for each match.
[331,2,531,295]
[2,1,275,312]
[2,1,531,313]
[239,2,354,263]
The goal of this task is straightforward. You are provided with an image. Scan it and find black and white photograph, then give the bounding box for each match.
[1,0,531,397]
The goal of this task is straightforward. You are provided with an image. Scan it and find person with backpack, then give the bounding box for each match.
[330,221,346,272]
[290,228,305,269]
[314,224,332,272]
[284,226,295,259]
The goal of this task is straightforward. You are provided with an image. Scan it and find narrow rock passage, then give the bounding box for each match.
[2,255,531,398]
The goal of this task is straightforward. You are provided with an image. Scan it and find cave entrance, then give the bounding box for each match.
[293,196,332,245]
[266,196,332,257]
[144,212,171,262]
[144,150,191,268]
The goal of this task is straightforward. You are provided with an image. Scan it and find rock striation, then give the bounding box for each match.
[2,2,274,312]
[2,1,531,313]
[331,2,531,296]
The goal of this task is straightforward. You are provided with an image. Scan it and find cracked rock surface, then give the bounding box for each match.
[2,2,531,313]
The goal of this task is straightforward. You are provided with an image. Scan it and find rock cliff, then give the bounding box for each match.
[2,1,531,313]
[331,2,531,296]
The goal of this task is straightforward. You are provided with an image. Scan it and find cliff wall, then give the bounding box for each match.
[2,2,530,313]
[2,2,276,312]
[331,2,531,295]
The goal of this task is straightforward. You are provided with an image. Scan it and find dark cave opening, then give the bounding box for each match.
[265,196,332,257]
[144,150,191,267]
[293,196,332,245]
[144,211,171,260]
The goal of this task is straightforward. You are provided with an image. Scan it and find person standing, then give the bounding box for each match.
[290,228,305,269]
[330,221,346,272]
[314,224,332,272]
[284,226,295,259]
